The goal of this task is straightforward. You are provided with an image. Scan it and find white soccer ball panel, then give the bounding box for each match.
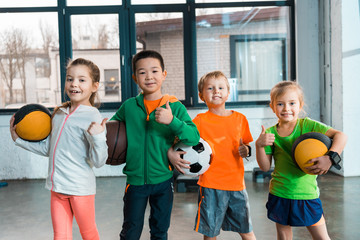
[174,138,212,177]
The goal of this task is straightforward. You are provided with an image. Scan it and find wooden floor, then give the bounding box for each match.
[0,172,359,240]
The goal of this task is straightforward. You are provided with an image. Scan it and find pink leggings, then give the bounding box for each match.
[51,191,99,240]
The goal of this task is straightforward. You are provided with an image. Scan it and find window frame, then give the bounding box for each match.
[0,0,295,114]
[229,33,288,105]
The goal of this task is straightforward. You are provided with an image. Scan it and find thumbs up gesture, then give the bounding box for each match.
[255,125,275,148]
[87,118,108,135]
[155,101,173,125]
[238,138,249,158]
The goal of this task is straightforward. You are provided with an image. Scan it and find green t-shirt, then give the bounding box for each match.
[265,117,331,200]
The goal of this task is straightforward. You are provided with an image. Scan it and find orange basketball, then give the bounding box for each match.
[292,132,332,175]
[14,104,52,142]
[106,121,127,165]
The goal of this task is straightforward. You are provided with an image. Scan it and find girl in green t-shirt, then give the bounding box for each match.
[255,81,347,240]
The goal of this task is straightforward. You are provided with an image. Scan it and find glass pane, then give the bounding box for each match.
[0,12,59,109]
[132,0,185,4]
[0,0,57,7]
[196,0,279,2]
[196,7,291,102]
[71,14,121,103]
[135,12,185,100]
[67,0,121,6]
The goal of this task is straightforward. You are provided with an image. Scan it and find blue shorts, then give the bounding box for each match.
[194,187,253,237]
[266,193,323,227]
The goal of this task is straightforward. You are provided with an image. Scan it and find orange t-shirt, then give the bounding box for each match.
[144,98,162,116]
[193,110,253,191]
[143,94,179,121]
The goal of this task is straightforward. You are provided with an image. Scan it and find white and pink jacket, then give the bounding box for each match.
[15,105,108,196]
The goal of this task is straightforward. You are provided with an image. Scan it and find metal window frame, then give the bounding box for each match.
[0,0,295,114]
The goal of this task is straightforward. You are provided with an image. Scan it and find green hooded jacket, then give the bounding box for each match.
[111,93,200,185]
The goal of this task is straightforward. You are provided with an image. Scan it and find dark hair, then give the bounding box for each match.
[53,58,100,116]
[132,50,165,73]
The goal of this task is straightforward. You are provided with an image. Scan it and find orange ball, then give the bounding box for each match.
[14,104,52,142]
[292,132,332,175]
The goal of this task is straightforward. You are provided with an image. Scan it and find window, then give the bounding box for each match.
[196,6,292,104]
[104,69,120,97]
[67,0,121,6]
[0,0,294,110]
[230,34,287,102]
[71,14,121,103]
[0,12,59,109]
[135,12,185,100]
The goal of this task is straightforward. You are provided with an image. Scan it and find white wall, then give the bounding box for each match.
[295,0,321,120]
[340,0,360,176]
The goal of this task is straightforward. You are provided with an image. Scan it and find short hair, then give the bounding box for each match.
[198,71,230,94]
[132,50,165,73]
[269,81,304,109]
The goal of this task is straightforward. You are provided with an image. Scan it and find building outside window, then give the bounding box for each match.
[0,1,294,110]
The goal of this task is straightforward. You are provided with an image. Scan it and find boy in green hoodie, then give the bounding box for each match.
[110,50,200,240]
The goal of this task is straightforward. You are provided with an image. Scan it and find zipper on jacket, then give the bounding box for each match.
[50,105,79,191]
[144,121,149,184]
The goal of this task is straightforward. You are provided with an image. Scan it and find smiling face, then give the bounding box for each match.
[65,65,99,107]
[132,57,167,100]
[199,76,230,108]
[271,89,303,124]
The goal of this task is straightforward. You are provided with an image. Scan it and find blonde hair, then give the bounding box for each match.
[269,81,304,109]
[198,71,230,94]
[53,58,101,116]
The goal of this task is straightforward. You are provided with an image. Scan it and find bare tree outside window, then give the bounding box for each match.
[0,28,30,104]
[39,20,56,77]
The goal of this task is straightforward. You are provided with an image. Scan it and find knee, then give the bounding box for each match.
[80,227,99,240]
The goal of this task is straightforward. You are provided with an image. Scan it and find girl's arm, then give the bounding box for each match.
[256,146,273,172]
[86,118,108,168]
[325,128,347,154]
[10,114,50,156]
[255,125,275,172]
[307,128,347,174]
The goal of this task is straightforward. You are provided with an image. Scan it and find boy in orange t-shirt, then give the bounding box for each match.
[168,71,256,240]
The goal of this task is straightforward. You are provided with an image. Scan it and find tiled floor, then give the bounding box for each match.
[0,172,359,240]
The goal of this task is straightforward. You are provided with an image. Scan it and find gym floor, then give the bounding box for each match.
[0,172,359,240]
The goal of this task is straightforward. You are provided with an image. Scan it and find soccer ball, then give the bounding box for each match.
[174,138,212,177]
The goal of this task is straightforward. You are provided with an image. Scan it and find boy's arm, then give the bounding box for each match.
[110,103,125,122]
[306,128,347,174]
[167,145,190,174]
[255,125,274,172]
[168,104,200,146]
[238,138,251,158]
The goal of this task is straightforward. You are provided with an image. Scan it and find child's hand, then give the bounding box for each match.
[155,101,173,125]
[167,146,190,174]
[9,114,19,142]
[255,125,275,148]
[238,138,249,158]
[306,155,332,175]
[87,118,108,136]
